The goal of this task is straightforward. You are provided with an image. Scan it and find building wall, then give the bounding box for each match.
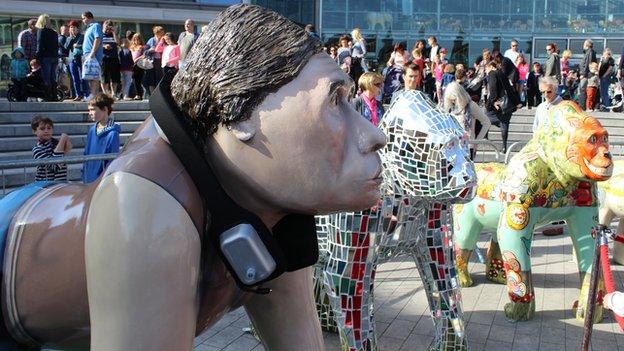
[253,0,624,68]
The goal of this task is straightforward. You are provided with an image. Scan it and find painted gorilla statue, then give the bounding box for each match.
[314,91,477,351]
[0,5,387,351]
[453,101,613,321]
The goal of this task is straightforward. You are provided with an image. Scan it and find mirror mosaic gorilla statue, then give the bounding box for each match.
[453,101,613,321]
[0,5,387,350]
[314,91,477,351]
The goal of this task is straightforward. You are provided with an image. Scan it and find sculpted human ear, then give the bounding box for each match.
[228,120,256,142]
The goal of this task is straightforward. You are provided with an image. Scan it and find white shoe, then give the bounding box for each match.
[84,94,94,101]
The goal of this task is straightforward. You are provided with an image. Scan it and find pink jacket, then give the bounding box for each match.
[162,45,180,68]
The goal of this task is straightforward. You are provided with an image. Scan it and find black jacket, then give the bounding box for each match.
[36,27,59,60]
[486,69,519,114]
[580,48,597,77]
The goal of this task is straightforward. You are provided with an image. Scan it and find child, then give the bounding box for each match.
[433,51,447,105]
[118,38,134,100]
[526,62,542,108]
[82,93,121,183]
[586,62,600,111]
[440,63,455,108]
[31,115,71,182]
[26,59,44,90]
[161,32,180,75]
[10,47,29,101]
[442,64,456,88]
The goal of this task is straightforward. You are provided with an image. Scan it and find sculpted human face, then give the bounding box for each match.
[208,54,386,219]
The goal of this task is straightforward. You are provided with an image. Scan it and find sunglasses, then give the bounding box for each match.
[512,44,518,47]
[540,90,553,94]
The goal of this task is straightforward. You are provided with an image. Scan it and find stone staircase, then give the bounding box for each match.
[2,101,624,194]
[0,100,149,193]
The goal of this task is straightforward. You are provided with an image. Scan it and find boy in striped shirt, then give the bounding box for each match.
[31,115,72,181]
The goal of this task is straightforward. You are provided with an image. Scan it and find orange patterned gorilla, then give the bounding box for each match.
[453,101,613,322]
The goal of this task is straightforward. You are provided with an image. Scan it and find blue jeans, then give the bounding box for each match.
[600,76,611,107]
[69,59,88,97]
[40,57,58,86]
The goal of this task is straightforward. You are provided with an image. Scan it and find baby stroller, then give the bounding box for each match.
[382,65,404,104]
[607,80,623,113]
[7,81,66,102]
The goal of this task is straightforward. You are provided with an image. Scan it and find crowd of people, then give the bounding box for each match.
[323,28,624,153]
[11,12,202,102]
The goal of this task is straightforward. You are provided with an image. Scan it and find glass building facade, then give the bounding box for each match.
[255,0,624,69]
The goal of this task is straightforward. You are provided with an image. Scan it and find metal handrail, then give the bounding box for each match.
[468,139,504,163]
[0,154,118,170]
[0,154,118,196]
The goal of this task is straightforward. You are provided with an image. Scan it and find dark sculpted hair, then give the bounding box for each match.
[170,4,323,138]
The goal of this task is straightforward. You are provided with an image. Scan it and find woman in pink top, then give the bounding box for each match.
[161,32,180,74]
[387,42,409,68]
[515,54,529,105]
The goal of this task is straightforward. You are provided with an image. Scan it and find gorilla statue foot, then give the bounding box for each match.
[504,300,535,321]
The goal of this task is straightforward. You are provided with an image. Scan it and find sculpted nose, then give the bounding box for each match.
[356,114,386,154]
[360,125,386,154]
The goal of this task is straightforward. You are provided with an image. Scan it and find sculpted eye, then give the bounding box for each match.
[602,135,608,143]
[589,135,597,144]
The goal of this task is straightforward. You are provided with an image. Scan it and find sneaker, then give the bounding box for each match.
[73,96,83,102]
[84,94,94,102]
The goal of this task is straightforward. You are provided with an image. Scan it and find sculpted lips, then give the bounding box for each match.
[583,157,613,178]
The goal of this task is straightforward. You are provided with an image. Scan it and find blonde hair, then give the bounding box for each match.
[358,72,383,92]
[444,81,471,114]
[35,14,50,29]
[411,47,422,59]
[444,64,455,74]
[351,28,363,42]
[152,26,165,36]
[562,49,572,59]
[604,47,612,55]
[589,62,599,71]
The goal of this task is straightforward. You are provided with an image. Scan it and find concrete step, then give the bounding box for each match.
[1,133,133,152]
[0,111,149,124]
[0,100,149,112]
[0,121,142,138]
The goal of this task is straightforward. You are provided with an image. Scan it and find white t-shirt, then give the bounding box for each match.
[504,49,520,65]
[532,95,563,133]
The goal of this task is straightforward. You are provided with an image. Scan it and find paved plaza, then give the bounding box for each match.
[193,231,624,351]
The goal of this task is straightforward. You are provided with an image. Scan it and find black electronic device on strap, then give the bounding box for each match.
[150,71,318,294]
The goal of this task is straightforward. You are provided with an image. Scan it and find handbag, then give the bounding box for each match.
[497,74,518,115]
[136,57,154,70]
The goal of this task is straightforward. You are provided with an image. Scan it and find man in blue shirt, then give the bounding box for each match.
[81,11,103,101]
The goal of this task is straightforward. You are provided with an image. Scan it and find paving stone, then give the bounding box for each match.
[484,340,512,350]
[512,333,541,351]
[487,325,515,343]
[193,234,624,350]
